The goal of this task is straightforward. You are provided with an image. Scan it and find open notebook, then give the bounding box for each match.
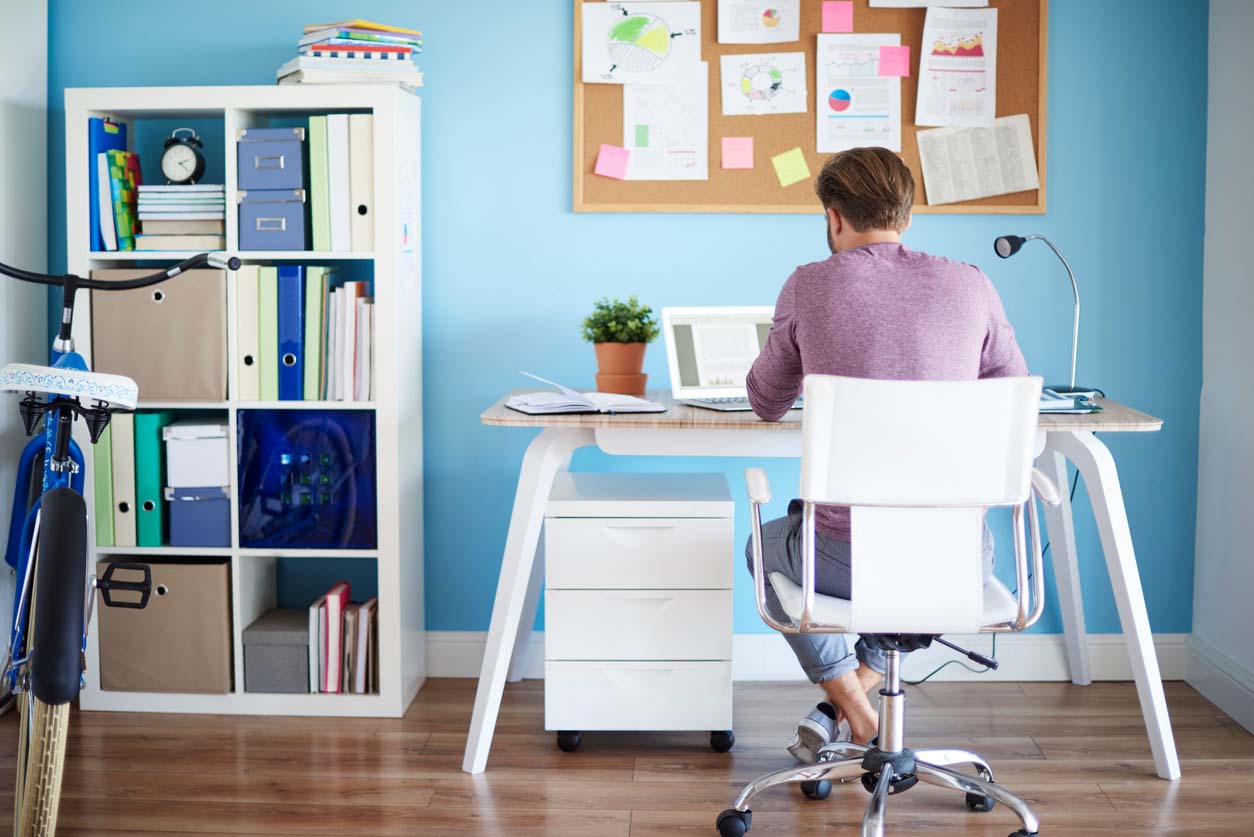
[506,372,666,415]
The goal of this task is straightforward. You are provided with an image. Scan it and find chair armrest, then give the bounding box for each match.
[1031,468,1061,506]
[745,468,771,504]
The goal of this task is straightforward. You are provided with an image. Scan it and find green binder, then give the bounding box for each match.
[259,266,279,401]
[93,423,114,547]
[304,266,325,400]
[309,115,331,252]
[134,410,175,547]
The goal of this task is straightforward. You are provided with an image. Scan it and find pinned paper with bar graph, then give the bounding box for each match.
[581,2,701,86]
[915,7,998,127]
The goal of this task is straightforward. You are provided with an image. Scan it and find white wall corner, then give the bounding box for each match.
[426,630,1189,683]
[1186,633,1254,733]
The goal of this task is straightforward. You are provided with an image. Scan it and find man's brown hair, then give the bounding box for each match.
[814,147,914,233]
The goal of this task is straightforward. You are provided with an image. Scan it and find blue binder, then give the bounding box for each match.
[277,265,306,401]
[88,118,127,252]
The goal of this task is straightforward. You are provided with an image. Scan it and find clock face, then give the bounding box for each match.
[162,143,198,182]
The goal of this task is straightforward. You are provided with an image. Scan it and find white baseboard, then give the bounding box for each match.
[1186,634,1254,733]
[426,631,1189,682]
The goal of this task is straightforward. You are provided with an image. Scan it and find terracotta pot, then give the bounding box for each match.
[594,342,647,396]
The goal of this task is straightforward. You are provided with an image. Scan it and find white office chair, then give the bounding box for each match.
[717,374,1058,837]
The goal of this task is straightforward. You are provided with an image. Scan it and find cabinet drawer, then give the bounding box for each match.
[545,518,733,589]
[545,661,732,731]
[546,589,731,660]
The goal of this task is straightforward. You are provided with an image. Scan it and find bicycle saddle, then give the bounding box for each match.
[0,363,138,411]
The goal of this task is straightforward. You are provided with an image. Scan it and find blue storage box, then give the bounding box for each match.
[238,189,306,251]
[166,486,231,547]
[236,127,306,191]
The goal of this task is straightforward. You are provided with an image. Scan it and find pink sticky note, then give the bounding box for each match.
[821,1,854,33]
[722,137,754,170]
[594,143,630,180]
[878,45,911,77]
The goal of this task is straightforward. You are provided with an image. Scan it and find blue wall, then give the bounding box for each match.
[48,1,1206,638]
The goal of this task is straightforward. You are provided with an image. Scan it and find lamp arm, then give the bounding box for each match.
[1027,235,1079,391]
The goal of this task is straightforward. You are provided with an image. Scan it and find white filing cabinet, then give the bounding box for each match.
[543,472,736,753]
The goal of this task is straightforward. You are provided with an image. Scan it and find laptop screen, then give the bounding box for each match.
[663,307,774,398]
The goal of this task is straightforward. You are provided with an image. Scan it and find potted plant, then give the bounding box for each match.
[581,296,660,397]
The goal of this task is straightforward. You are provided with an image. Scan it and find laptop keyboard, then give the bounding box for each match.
[692,397,749,405]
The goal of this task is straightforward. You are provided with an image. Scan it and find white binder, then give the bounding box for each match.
[327,114,351,252]
[348,114,374,252]
[110,412,136,547]
[235,265,260,401]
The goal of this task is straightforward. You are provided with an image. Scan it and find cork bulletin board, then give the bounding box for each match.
[574,0,1047,214]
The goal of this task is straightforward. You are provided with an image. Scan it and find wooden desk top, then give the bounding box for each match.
[481,390,1164,433]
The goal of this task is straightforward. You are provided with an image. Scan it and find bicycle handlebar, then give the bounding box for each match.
[0,252,242,291]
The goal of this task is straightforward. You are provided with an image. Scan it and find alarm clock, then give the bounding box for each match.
[161,127,206,185]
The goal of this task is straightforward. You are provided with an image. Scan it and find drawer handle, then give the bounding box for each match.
[602,525,676,531]
[254,154,285,170]
[255,217,287,231]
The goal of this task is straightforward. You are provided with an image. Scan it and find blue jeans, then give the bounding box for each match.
[746,500,995,684]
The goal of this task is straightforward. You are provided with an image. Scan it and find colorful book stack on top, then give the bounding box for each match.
[277,19,423,88]
[135,185,226,251]
[234,264,374,402]
[97,148,141,251]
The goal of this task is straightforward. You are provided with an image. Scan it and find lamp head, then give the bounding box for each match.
[994,235,1026,259]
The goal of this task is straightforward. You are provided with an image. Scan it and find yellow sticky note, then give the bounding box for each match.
[771,147,811,188]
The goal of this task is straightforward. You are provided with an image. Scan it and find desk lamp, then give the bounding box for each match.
[994,234,1100,398]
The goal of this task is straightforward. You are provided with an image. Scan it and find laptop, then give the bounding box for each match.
[661,306,802,412]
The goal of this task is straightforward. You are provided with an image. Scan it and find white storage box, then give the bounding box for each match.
[163,420,230,488]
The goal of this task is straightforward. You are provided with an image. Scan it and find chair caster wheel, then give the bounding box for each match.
[1009,832,1038,836]
[801,779,831,800]
[966,791,996,812]
[710,730,735,753]
[556,731,582,752]
[716,808,752,836]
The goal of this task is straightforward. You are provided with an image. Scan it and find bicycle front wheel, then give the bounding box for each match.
[16,694,70,837]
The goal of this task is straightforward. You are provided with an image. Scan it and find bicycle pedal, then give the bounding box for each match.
[97,562,152,609]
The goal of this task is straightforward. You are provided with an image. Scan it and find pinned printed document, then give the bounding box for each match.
[718,0,800,44]
[582,2,701,86]
[871,0,987,6]
[594,144,631,180]
[720,52,807,116]
[622,62,709,180]
[722,137,754,169]
[916,7,998,127]
[816,34,903,153]
[878,45,911,77]
[821,2,854,33]
[916,114,1039,206]
[771,147,811,187]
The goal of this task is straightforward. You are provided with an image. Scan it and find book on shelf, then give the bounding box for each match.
[89,118,127,251]
[306,582,379,694]
[140,219,225,235]
[99,149,141,251]
[133,233,225,251]
[279,69,424,89]
[280,18,422,87]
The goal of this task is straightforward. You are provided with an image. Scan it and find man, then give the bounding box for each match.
[745,147,1028,760]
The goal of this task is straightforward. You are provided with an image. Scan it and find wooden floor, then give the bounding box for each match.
[0,679,1251,835]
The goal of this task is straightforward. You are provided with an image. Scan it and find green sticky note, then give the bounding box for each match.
[771,147,811,188]
[635,124,649,148]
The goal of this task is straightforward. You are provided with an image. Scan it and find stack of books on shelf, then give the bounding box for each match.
[236,265,374,402]
[309,582,379,694]
[278,18,423,88]
[135,185,226,251]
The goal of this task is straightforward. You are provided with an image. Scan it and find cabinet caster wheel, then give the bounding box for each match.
[966,791,996,812]
[1009,832,1038,836]
[710,730,735,753]
[801,779,831,800]
[716,808,752,836]
[556,731,582,752]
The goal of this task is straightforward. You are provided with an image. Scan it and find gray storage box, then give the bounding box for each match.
[243,609,309,693]
[236,127,306,191]
[238,189,307,250]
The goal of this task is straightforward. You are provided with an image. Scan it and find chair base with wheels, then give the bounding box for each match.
[716,639,1039,837]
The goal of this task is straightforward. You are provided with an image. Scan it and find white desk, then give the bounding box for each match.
[463,391,1179,780]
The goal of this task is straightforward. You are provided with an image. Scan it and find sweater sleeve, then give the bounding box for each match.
[747,270,804,421]
[978,272,1030,379]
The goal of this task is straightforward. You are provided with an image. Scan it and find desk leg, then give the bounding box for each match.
[1050,431,1181,781]
[462,429,593,774]
[506,530,546,683]
[1038,446,1091,685]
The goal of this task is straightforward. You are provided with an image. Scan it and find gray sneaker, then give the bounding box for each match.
[786,703,850,762]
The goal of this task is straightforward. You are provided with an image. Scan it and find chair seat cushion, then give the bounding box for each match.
[768,571,1019,629]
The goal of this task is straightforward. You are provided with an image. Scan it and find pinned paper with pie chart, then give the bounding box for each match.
[582,1,701,85]
[815,33,902,152]
[717,0,800,45]
[719,51,807,116]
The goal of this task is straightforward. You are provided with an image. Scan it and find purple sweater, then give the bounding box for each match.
[747,242,1029,541]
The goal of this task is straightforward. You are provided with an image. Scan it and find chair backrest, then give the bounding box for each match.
[800,375,1042,633]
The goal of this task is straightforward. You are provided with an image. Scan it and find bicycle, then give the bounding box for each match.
[0,251,239,836]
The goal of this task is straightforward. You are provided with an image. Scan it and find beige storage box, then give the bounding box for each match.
[90,268,227,402]
[96,559,232,693]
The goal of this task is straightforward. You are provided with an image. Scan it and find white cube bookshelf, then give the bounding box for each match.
[64,85,424,717]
